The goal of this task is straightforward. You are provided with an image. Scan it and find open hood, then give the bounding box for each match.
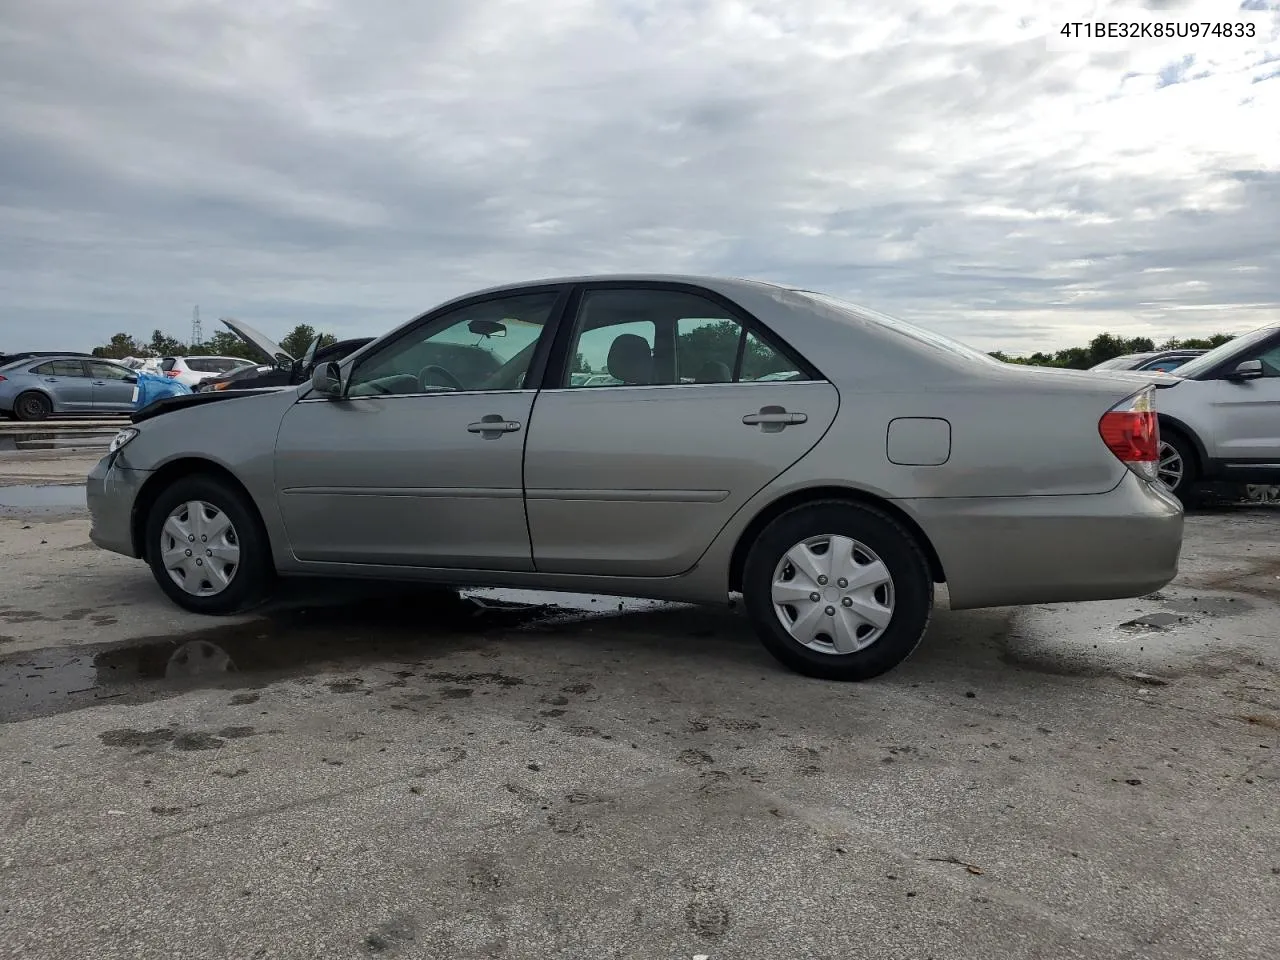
[220,317,293,366]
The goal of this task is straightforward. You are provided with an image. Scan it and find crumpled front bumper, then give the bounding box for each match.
[87,454,152,558]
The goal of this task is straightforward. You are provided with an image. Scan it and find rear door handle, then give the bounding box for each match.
[467,414,522,438]
[743,406,807,432]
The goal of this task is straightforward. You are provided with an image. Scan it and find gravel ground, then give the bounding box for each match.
[0,451,1276,960]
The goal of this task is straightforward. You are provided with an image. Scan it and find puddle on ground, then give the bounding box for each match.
[0,483,88,515]
[0,586,686,722]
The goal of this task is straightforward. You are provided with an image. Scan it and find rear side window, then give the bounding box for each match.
[161,358,177,372]
[32,360,86,377]
[564,288,802,387]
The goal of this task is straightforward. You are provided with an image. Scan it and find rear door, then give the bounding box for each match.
[523,283,840,576]
[31,359,94,411]
[87,361,137,411]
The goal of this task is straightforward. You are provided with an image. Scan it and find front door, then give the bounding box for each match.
[524,285,839,577]
[274,288,564,569]
[87,361,138,412]
[1207,337,1280,466]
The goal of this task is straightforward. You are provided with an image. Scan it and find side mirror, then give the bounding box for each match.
[1226,359,1263,381]
[310,361,344,398]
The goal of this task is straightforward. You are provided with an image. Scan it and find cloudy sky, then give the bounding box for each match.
[1,0,1278,355]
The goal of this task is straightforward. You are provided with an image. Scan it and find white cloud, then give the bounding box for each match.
[0,0,1277,355]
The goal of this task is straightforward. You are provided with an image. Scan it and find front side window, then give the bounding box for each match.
[33,360,86,377]
[347,291,559,397]
[88,361,133,380]
[1253,343,1280,378]
[563,288,802,387]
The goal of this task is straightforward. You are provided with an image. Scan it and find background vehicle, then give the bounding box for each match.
[88,275,1182,682]
[0,355,137,420]
[159,355,255,388]
[1090,349,1207,374]
[0,350,97,366]
[1141,324,1280,500]
[193,319,374,393]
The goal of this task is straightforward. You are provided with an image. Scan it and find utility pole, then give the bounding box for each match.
[191,305,202,348]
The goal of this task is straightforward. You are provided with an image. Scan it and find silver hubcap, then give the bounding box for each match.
[1157,441,1183,491]
[160,500,240,597]
[770,535,895,655]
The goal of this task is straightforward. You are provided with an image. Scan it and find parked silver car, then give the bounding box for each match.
[0,355,138,420]
[87,276,1183,680]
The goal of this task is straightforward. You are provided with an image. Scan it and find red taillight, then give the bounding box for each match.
[0,375,6,383]
[1099,388,1159,481]
[164,370,179,377]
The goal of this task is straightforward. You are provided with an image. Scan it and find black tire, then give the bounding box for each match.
[1158,430,1197,503]
[144,474,275,614]
[742,500,934,681]
[13,391,52,422]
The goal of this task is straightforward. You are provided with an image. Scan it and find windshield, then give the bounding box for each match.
[1171,325,1275,378]
[793,290,1001,366]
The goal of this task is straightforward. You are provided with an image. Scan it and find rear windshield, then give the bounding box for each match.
[792,291,1000,365]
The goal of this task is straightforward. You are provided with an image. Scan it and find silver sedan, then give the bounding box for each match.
[87,275,1183,680]
[0,356,138,420]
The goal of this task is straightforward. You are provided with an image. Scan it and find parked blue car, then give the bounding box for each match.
[0,355,140,421]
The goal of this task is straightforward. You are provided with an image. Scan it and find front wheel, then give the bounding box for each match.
[742,501,934,681]
[144,474,275,614]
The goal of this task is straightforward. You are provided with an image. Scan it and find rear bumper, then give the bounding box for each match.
[87,455,151,558]
[904,473,1183,610]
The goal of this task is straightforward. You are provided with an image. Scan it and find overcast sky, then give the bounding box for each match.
[1,0,1278,355]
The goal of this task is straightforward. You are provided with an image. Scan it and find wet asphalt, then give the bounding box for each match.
[0,463,1277,960]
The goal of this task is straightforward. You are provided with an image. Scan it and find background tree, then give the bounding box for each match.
[279,323,337,358]
[91,333,145,359]
[148,329,187,357]
[995,331,1231,369]
[198,330,262,361]
[572,352,591,374]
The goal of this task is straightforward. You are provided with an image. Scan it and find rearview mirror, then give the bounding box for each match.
[1226,359,1263,381]
[468,318,507,338]
[311,361,344,398]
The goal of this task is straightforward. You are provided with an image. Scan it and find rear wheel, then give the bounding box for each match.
[1157,432,1196,501]
[13,391,52,422]
[742,501,933,681]
[144,474,274,614]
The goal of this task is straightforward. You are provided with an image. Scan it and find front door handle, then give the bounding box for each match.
[742,406,807,433]
[467,414,522,439]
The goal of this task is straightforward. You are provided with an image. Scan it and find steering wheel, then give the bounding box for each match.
[418,364,464,392]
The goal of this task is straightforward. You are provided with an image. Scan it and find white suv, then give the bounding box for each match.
[1145,322,1280,499]
[159,356,254,388]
